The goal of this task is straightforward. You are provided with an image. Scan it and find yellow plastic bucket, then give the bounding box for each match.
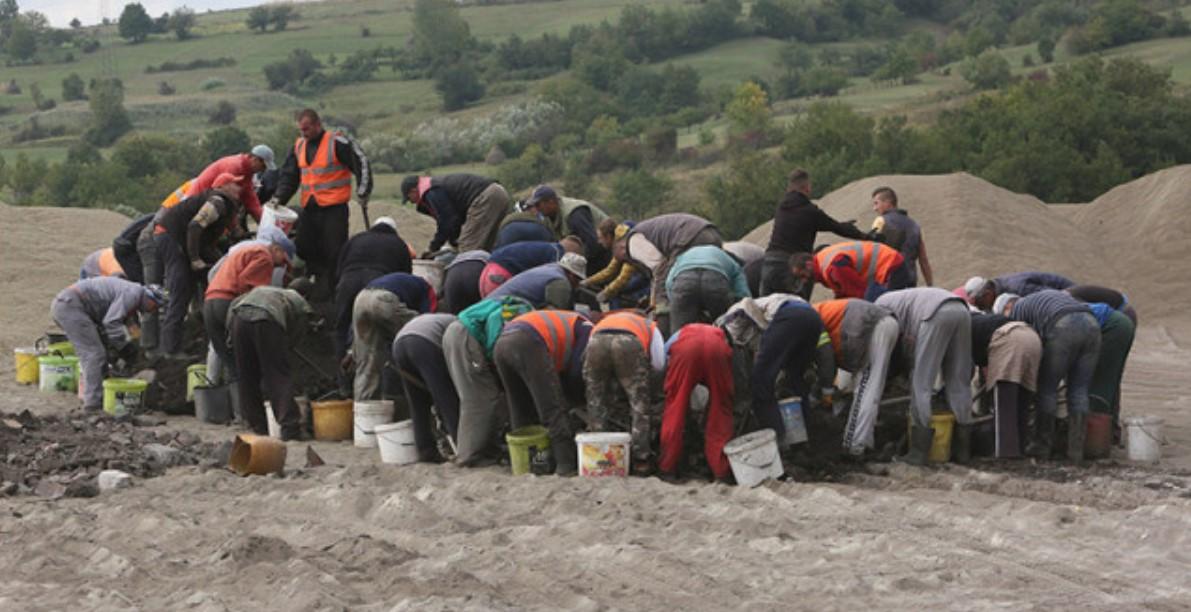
[186,363,208,403]
[14,348,39,385]
[312,399,354,441]
[103,378,149,416]
[505,425,552,475]
[909,412,956,463]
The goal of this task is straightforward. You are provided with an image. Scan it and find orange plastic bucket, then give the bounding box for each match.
[312,399,353,441]
[1084,412,1113,459]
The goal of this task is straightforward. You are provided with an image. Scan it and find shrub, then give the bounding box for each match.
[145,57,236,74]
[200,78,225,91]
[201,126,251,163]
[609,169,672,220]
[209,100,236,125]
[63,74,87,102]
[435,62,485,111]
[157,81,176,96]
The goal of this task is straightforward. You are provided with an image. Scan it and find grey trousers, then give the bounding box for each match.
[910,301,973,428]
[1037,312,1101,417]
[668,269,735,333]
[650,227,722,313]
[352,289,418,401]
[842,315,899,453]
[457,183,511,253]
[51,294,107,409]
[493,329,578,471]
[137,222,161,351]
[443,321,506,464]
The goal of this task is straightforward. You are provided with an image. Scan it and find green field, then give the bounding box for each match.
[6,0,1191,198]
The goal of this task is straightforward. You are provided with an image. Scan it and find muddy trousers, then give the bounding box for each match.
[994,382,1031,458]
[232,316,299,438]
[393,335,460,455]
[352,289,417,401]
[841,315,899,453]
[137,223,161,351]
[649,227,723,326]
[457,183,511,253]
[659,325,734,479]
[1037,312,1101,418]
[203,298,233,384]
[910,302,974,428]
[493,330,578,472]
[296,202,349,298]
[583,332,655,463]
[50,294,108,409]
[155,232,198,355]
[668,269,735,333]
[443,322,505,464]
[334,268,384,364]
[1088,310,1134,423]
[750,305,823,441]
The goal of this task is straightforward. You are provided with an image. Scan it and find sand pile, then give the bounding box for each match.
[1069,165,1191,323]
[743,173,1123,293]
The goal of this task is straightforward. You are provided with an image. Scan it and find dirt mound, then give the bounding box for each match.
[0,204,133,356]
[743,173,1120,295]
[1070,165,1191,322]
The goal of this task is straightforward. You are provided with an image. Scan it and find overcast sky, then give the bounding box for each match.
[22,0,267,27]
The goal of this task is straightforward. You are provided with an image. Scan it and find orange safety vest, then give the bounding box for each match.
[515,310,586,372]
[97,247,124,277]
[160,179,194,209]
[592,311,653,352]
[812,299,849,360]
[815,241,902,286]
[296,131,353,207]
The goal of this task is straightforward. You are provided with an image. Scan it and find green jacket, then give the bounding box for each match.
[229,287,313,339]
[551,197,609,237]
[457,296,535,358]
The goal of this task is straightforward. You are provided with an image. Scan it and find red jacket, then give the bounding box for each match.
[206,244,275,301]
[185,154,262,222]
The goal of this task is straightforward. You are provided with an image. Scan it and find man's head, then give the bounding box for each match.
[527,185,560,218]
[597,218,618,249]
[267,243,289,266]
[373,216,398,232]
[788,252,816,284]
[558,252,588,286]
[972,280,997,311]
[872,186,898,214]
[249,144,275,173]
[401,175,420,204]
[213,173,243,198]
[296,108,323,141]
[993,293,1020,316]
[560,235,584,254]
[787,168,811,196]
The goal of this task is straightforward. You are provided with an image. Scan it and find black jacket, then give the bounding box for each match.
[337,225,412,277]
[274,130,372,207]
[765,191,866,255]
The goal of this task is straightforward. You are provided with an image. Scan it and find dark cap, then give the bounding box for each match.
[526,185,558,207]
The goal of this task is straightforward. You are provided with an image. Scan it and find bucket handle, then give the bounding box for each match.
[1135,423,1167,445]
[314,389,342,402]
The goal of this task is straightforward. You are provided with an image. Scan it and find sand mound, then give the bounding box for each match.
[0,204,132,355]
[1070,165,1191,322]
[744,173,1121,298]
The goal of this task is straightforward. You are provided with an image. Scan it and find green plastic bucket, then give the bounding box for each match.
[47,341,75,357]
[38,355,79,393]
[187,363,208,403]
[505,425,552,475]
[103,378,149,417]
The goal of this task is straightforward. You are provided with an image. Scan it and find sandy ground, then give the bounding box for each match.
[3,173,1191,609]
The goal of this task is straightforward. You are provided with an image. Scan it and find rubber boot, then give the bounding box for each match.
[552,433,578,476]
[952,423,973,464]
[1066,412,1087,463]
[899,425,935,466]
[1027,412,1055,459]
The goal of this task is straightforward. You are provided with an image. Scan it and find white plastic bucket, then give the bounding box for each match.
[354,400,394,448]
[260,206,298,235]
[576,432,631,477]
[265,402,281,439]
[411,260,445,294]
[778,397,808,447]
[1125,416,1164,463]
[723,429,784,487]
[375,420,418,465]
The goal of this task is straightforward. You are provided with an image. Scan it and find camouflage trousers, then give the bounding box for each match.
[582,333,656,463]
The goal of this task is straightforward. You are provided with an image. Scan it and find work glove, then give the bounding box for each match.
[419,250,436,260]
[190,258,208,272]
[265,198,281,210]
[595,290,610,303]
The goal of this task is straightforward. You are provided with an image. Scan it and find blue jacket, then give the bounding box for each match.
[488,241,563,275]
[365,273,435,314]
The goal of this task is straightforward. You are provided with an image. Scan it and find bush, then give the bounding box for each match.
[609,169,672,220]
[497,144,563,192]
[643,127,678,163]
[435,62,485,111]
[960,50,1012,91]
[200,78,225,91]
[209,100,236,125]
[157,81,176,96]
[705,150,786,239]
[145,57,236,74]
[62,73,87,101]
[84,78,132,147]
[80,38,101,53]
[201,126,251,163]
[586,138,643,174]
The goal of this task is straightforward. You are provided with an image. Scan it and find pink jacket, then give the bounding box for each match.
[185,154,262,222]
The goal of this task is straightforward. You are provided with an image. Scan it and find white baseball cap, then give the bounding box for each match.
[251,144,276,170]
